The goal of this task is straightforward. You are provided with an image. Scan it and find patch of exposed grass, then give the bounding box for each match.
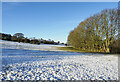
[57,47,120,55]
[57,47,88,53]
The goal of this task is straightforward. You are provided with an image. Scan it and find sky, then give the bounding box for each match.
[2,2,118,43]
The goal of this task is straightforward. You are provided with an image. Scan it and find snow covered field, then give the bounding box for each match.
[0,40,119,80]
[0,40,65,51]
[1,55,118,80]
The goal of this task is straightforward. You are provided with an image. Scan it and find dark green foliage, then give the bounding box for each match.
[23,38,30,43]
[13,33,24,43]
[17,37,23,43]
[43,40,54,44]
[0,32,60,45]
[43,40,47,44]
[0,33,12,41]
[11,36,18,42]
[30,39,40,45]
[57,41,60,44]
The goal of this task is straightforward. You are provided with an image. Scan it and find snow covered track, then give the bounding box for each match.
[1,55,118,80]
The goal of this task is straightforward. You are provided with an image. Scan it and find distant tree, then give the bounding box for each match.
[41,38,43,40]
[39,38,44,43]
[58,41,60,44]
[0,33,2,39]
[11,36,18,42]
[50,40,54,44]
[43,40,47,44]
[30,39,40,45]
[1,33,12,41]
[13,33,24,43]
[65,44,67,46]
[23,38,30,43]
[13,33,24,38]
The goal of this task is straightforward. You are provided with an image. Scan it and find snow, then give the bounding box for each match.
[0,40,64,51]
[0,40,118,80]
[1,55,118,80]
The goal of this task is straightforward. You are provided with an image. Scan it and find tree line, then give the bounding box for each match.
[0,33,62,45]
[67,9,120,53]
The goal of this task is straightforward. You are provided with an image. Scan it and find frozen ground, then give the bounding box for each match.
[0,55,118,80]
[0,40,65,51]
[0,40,119,80]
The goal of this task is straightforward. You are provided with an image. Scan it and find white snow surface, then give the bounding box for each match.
[0,40,64,51]
[0,40,118,80]
[1,55,118,80]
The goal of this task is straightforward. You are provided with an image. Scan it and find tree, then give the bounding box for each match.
[57,41,60,44]
[13,33,24,43]
[67,8,118,53]
[13,33,24,38]
[23,38,30,43]
[30,39,40,45]
[1,33,12,41]
[11,36,18,42]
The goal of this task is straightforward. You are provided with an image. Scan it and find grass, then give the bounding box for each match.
[57,47,95,53]
[58,47,83,52]
[57,46,120,55]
